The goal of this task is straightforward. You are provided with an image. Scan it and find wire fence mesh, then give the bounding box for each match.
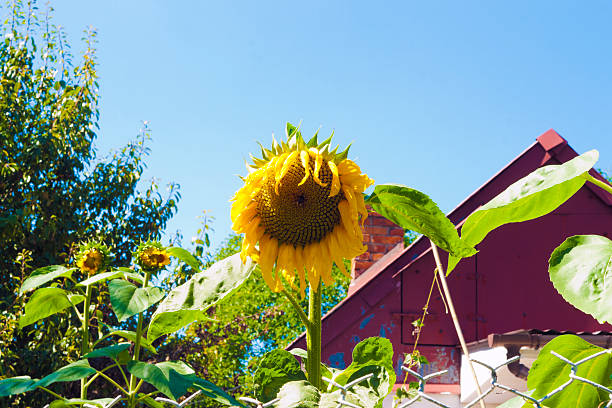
[395,348,612,408]
[40,347,612,408]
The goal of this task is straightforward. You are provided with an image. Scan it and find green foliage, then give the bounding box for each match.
[549,235,612,323]
[524,335,612,407]
[0,2,180,405]
[254,350,307,402]
[148,253,256,342]
[2,240,253,407]
[448,149,599,273]
[366,184,476,258]
[158,234,351,406]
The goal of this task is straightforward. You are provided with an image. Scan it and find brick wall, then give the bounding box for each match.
[351,210,404,279]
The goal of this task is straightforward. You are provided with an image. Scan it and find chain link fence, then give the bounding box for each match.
[397,349,612,408]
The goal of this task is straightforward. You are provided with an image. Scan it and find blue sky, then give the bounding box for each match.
[46,0,612,250]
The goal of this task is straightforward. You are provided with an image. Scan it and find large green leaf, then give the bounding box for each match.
[127,361,199,401]
[275,380,320,408]
[78,269,144,287]
[191,377,245,406]
[167,246,201,273]
[49,398,115,408]
[449,150,599,273]
[108,279,165,322]
[19,287,83,328]
[524,335,612,408]
[35,360,96,388]
[289,348,337,380]
[549,235,612,323]
[0,376,37,397]
[19,265,76,295]
[147,253,255,342]
[254,349,307,402]
[366,184,476,258]
[83,343,131,360]
[330,337,396,408]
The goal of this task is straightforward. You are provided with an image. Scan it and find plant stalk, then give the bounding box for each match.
[306,281,322,390]
[80,284,93,400]
[128,270,151,407]
[430,242,486,408]
[585,173,612,196]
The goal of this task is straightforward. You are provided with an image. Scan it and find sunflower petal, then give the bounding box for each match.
[328,161,341,197]
[276,151,299,194]
[310,148,327,187]
[259,236,279,291]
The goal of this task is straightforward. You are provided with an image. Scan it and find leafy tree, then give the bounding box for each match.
[158,233,350,407]
[0,2,178,406]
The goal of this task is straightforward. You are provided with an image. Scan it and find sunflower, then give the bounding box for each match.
[134,241,171,272]
[231,123,373,295]
[75,242,110,275]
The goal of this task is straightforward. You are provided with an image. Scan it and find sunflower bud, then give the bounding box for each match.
[134,241,171,272]
[75,242,110,275]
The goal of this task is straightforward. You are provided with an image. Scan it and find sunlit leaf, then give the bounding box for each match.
[549,235,612,323]
[19,266,76,295]
[0,376,37,397]
[366,184,476,258]
[254,350,307,402]
[108,279,165,322]
[525,335,612,407]
[167,247,201,273]
[19,288,82,328]
[83,343,131,360]
[449,150,599,274]
[275,380,319,408]
[148,253,255,342]
[35,360,96,388]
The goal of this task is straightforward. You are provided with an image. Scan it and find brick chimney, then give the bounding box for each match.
[351,210,404,279]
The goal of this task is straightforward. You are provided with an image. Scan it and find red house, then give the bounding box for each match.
[290,130,612,407]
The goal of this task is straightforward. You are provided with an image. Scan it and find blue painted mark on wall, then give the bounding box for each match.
[360,306,367,315]
[329,352,346,369]
[379,304,385,309]
[350,335,361,344]
[360,313,375,329]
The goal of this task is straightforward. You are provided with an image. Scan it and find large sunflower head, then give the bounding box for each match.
[231,123,374,295]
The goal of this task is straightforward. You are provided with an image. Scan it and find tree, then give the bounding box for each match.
[157,233,351,407]
[0,2,179,406]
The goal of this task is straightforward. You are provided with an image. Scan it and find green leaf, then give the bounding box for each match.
[366,184,476,258]
[331,337,396,408]
[83,342,131,360]
[450,149,599,274]
[95,330,156,354]
[49,398,115,408]
[19,287,75,328]
[275,380,320,408]
[19,265,76,295]
[0,376,37,397]
[138,395,165,408]
[148,253,255,342]
[35,360,96,388]
[167,247,201,273]
[254,349,307,402]
[127,361,195,400]
[525,335,612,407]
[78,270,144,286]
[191,377,245,406]
[108,279,165,322]
[548,235,612,323]
[289,348,336,380]
[496,391,534,408]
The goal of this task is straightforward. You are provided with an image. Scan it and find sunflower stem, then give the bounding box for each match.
[80,283,93,400]
[128,270,151,408]
[306,281,322,390]
[585,173,612,196]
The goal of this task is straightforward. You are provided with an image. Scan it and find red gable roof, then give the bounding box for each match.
[289,130,612,381]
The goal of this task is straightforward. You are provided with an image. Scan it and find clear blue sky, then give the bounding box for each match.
[47,0,612,251]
